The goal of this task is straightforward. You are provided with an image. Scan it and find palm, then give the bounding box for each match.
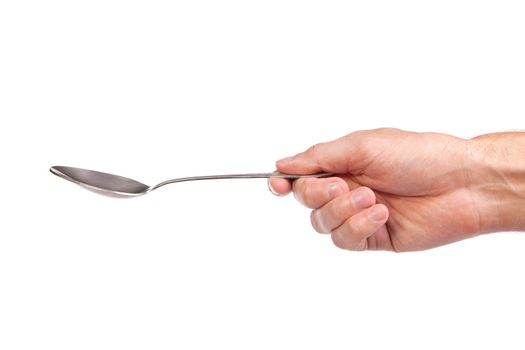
[339,132,481,251]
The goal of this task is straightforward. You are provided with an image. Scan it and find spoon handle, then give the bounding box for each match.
[152,172,334,190]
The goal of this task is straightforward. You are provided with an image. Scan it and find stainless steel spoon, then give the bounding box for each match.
[49,165,333,198]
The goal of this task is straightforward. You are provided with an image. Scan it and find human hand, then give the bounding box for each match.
[269,128,525,252]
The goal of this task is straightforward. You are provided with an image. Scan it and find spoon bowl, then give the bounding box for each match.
[50,166,151,197]
[50,166,333,198]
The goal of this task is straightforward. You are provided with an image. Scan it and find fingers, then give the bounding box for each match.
[310,187,376,233]
[268,176,349,209]
[269,174,390,251]
[292,177,349,208]
[331,204,389,251]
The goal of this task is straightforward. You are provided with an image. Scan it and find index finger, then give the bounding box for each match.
[268,177,292,196]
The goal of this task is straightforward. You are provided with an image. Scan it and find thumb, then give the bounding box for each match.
[276,136,359,175]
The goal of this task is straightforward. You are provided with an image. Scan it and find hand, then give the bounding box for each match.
[269,128,525,252]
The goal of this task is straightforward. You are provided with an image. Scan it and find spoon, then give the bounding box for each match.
[49,165,334,198]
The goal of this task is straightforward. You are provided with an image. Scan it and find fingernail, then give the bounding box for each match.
[368,206,387,222]
[267,180,280,196]
[351,190,369,209]
[327,183,343,198]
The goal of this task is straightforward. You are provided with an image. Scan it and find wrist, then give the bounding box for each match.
[465,132,525,233]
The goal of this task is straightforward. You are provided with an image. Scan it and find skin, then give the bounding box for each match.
[268,128,525,252]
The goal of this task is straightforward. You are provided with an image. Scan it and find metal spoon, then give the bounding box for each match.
[49,165,333,198]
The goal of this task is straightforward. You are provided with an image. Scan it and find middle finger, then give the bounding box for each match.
[310,186,376,234]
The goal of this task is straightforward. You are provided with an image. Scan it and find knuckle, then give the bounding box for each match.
[331,223,353,249]
[374,127,394,133]
[325,178,346,198]
[310,210,324,233]
[292,179,307,203]
[330,231,345,249]
[326,195,351,223]
[331,218,368,251]
[331,230,364,251]
[307,143,322,156]
[358,186,376,202]
[371,127,400,136]
[298,179,325,208]
[351,215,371,241]
[301,184,316,207]
[307,143,327,167]
[331,194,353,221]
[331,177,348,191]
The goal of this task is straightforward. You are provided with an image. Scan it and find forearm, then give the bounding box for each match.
[466,132,525,233]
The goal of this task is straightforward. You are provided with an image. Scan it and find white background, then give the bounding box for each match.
[1,1,524,349]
